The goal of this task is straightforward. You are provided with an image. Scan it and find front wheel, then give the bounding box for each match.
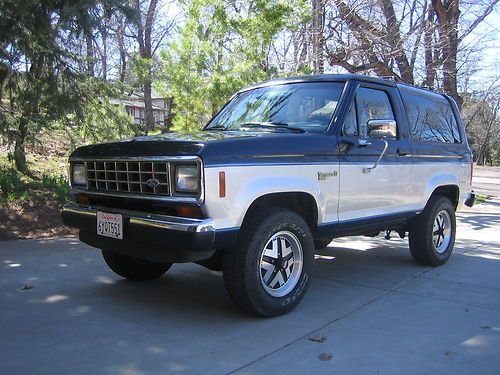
[409,195,456,266]
[223,208,314,317]
[102,251,172,281]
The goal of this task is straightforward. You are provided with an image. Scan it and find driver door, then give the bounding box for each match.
[338,85,413,223]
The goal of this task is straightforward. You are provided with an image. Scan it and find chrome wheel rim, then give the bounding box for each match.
[433,210,452,254]
[259,231,303,297]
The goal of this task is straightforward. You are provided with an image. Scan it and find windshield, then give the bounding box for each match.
[205,82,345,133]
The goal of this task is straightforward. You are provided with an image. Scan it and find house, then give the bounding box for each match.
[111,91,171,127]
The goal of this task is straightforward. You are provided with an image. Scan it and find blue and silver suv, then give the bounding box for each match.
[63,74,475,316]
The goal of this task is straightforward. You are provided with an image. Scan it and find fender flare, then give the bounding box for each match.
[232,176,324,228]
[421,173,460,208]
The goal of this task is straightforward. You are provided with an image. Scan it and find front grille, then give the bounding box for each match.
[85,160,170,196]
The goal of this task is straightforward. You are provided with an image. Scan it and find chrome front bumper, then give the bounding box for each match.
[62,202,216,263]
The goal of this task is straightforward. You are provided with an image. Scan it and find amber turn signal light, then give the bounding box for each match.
[219,171,226,198]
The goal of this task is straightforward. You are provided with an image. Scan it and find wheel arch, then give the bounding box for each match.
[430,185,460,209]
[242,192,319,231]
[422,173,460,210]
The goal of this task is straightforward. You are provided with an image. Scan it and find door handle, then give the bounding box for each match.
[358,139,371,147]
[397,148,408,156]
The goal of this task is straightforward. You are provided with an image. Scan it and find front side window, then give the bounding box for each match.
[343,87,395,137]
[400,86,461,143]
[205,82,345,134]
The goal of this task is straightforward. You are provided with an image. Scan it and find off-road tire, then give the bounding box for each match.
[223,208,314,317]
[102,251,172,281]
[409,195,456,266]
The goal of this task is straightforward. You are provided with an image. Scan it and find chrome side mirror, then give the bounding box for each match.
[367,119,397,138]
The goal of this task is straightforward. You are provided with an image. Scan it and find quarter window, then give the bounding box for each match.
[400,86,461,143]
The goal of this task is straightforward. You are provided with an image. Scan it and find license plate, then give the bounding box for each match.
[97,211,123,239]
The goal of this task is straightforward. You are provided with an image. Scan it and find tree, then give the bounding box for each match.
[157,0,309,131]
[323,0,499,107]
[0,0,135,174]
[130,0,177,132]
[462,85,500,165]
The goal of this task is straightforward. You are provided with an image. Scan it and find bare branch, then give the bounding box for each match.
[459,0,500,42]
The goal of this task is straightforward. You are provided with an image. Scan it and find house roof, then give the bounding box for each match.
[110,98,166,111]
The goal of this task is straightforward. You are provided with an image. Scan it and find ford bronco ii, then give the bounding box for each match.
[62,74,475,316]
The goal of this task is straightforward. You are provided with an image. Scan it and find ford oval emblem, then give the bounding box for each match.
[146,178,160,188]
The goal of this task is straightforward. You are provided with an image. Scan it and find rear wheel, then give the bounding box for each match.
[409,195,456,266]
[102,251,172,281]
[223,208,314,317]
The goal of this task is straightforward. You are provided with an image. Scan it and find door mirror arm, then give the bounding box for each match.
[363,139,388,174]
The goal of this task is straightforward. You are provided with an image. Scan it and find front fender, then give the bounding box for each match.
[232,176,324,227]
[203,165,337,229]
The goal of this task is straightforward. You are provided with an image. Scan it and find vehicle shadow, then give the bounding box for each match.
[78,235,500,319]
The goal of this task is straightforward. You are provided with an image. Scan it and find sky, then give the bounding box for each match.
[461,6,500,91]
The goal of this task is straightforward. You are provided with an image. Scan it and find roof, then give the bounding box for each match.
[237,73,450,99]
[239,74,398,93]
[129,91,166,100]
[109,98,166,111]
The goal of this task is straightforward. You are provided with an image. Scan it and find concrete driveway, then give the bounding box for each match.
[1,200,500,375]
[473,166,500,197]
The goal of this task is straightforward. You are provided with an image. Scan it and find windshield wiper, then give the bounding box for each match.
[205,125,227,131]
[240,121,305,133]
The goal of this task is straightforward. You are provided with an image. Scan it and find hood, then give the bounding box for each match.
[70,130,337,166]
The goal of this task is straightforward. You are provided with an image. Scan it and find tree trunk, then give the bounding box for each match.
[102,30,108,80]
[143,78,155,132]
[424,6,436,88]
[432,0,461,107]
[137,0,159,132]
[86,33,94,76]
[118,19,127,83]
[379,0,414,83]
[311,0,325,74]
[14,118,29,174]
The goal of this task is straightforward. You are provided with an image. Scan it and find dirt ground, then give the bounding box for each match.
[0,201,75,241]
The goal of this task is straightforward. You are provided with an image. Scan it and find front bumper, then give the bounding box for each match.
[62,202,216,263]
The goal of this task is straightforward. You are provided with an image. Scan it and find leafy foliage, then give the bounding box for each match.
[0,0,137,173]
[157,0,309,131]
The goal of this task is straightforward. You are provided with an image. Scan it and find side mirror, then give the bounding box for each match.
[367,119,397,138]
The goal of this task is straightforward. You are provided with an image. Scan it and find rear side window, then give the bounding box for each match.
[400,86,461,143]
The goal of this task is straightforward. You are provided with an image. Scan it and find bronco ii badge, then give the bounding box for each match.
[317,171,337,181]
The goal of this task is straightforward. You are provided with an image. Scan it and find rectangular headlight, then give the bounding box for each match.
[72,164,86,186]
[175,165,199,193]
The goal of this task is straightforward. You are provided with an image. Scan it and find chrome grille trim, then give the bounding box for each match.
[69,156,203,202]
[85,160,170,196]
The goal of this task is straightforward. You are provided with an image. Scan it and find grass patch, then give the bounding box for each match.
[474,194,491,205]
[0,153,70,204]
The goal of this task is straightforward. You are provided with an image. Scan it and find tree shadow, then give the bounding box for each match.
[458,212,500,231]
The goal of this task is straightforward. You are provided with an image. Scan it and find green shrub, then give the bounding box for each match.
[40,174,70,202]
[0,170,23,202]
